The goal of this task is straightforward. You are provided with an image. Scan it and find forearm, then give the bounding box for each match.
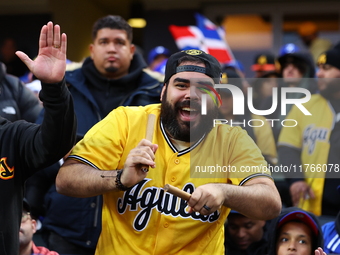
[18,79,76,170]
[38,79,77,161]
[56,160,119,197]
[221,178,281,220]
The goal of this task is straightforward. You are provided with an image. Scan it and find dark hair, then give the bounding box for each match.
[280,55,308,76]
[91,15,133,42]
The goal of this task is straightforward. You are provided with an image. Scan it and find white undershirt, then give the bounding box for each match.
[169,138,191,151]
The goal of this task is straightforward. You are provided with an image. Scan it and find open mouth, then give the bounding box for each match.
[179,107,199,122]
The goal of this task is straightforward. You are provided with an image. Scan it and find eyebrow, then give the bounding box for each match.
[281,232,308,238]
[173,77,190,83]
[173,78,214,86]
[197,81,214,87]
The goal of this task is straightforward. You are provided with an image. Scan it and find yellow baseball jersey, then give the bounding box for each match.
[278,94,334,216]
[69,104,271,255]
[251,114,277,163]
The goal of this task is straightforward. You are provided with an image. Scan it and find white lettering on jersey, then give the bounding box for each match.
[117,179,220,231]
[303,124,328,154]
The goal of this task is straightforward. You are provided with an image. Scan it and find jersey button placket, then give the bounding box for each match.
[172,159,179,182]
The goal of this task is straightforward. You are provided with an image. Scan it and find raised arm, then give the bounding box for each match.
[14,22,76,170]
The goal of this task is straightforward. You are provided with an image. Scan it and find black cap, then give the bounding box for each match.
[278,52,315,78]
[317,42,340,70]
[23,198,30,213]
[220,67,243,90]
[251,53,278,72]
[164,49,222,84]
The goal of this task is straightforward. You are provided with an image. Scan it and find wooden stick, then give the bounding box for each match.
[141,114,156,173]
[164,184,191,201]
[145,114,156,141]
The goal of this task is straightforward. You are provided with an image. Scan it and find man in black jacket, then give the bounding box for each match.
[0,21,76,255]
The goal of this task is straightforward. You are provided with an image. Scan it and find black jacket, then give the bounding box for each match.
[0,62,42,122]
[0,78,77,255]
[266,207,324,255]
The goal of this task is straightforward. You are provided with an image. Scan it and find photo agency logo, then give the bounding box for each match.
[201,83,312,128]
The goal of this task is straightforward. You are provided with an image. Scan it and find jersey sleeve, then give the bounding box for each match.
[69,107,130,170]
[252,115,277,164]
[224,126,273,186]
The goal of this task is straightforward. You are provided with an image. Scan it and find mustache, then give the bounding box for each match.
[175,100,201,110]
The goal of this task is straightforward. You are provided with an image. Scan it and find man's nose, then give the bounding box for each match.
[236,228,247,238]
[108,42,117,51]
[185,86,200,99]
[286,64,295,71]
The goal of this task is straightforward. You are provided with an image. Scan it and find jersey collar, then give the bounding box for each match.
[160,119,206,156]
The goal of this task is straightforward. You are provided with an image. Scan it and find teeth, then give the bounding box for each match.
[182,107,197,112]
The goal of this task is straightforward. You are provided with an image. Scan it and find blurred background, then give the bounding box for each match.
[1,0,340,77]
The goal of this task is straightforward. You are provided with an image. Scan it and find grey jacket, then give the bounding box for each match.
[0,62,42,122]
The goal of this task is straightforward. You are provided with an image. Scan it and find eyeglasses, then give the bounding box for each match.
[21,212,31,223]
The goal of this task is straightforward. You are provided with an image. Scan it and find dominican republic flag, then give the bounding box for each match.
[169,14,235,64]
[168,25,206,52]
[194,13,235,64]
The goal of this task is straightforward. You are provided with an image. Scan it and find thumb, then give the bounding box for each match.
[15,51,33,71]
[308,188,315,199]
[152,144,158,153]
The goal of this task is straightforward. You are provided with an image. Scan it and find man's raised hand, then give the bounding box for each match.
[15,21,67,84]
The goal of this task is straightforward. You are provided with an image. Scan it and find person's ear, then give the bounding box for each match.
[89,44,94,59]
[160,84,167,102]
[259,220,266,228]
[31,219,37,234]
[130,44,136,60]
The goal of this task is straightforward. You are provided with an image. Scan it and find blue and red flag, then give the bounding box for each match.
[168,25,206,52]
[169,13,235,64]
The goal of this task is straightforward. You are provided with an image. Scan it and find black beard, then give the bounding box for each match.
[161,89,219,142]
[319,79,340,99]
[105,66,119,73]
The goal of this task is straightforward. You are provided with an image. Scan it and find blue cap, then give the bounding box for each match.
[230,210,240,214]
[153,58,167,74]
[148,46,171,64]
[279,43,300,57]
[278,210,319,236]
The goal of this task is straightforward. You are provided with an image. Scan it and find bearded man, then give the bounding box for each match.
[56,49,281,255]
